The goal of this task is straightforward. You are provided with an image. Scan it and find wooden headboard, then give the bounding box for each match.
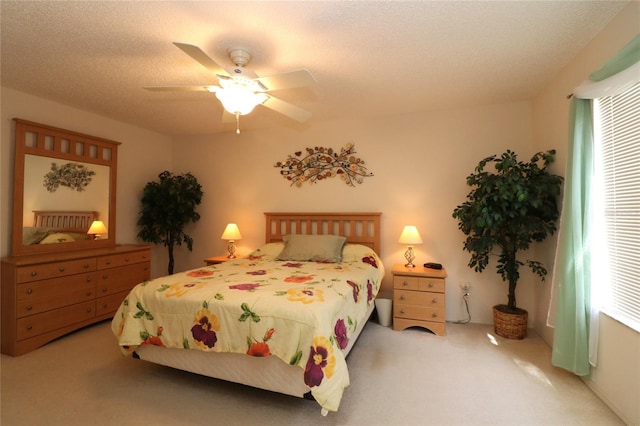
[32,210,98,233]
[265,212,382,254]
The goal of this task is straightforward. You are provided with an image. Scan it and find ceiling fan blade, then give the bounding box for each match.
[255,69,317,92]
[261,95,312,122]
[173,42,228,76]
[144,85,214,92]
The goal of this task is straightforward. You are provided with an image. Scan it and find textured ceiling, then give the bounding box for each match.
[0,1,629,136]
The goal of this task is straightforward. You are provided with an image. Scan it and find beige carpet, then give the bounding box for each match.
[1,320,623,426]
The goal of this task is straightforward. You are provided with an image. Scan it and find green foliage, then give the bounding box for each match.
[137,171,203,275]
[452,150,563,312]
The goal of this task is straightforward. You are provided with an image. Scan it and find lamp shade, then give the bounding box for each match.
[221,223,242,241]
[398,225,423,245]
[215,88,268,116]
[87,220,107,235]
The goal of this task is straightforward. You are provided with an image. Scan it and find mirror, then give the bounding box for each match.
[11,118,119,256]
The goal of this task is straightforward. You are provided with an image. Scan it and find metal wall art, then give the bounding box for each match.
[43,162,95,192]
[274,143,374,187]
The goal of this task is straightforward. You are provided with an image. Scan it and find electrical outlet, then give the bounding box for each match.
[460,282,471,292]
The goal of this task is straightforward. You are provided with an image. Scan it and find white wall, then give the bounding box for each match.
[171,101,537,325]
[531,3,639,424]
[0,87,174,278]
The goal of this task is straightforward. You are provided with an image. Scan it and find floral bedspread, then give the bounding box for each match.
[111,243,384,412]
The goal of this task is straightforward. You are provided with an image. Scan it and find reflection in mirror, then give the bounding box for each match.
[11,118,119,256]
[22,155,110,245]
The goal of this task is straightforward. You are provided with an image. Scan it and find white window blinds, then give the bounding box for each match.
[594,81,640,331]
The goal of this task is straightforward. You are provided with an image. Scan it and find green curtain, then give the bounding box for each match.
[552,34,640,375]
[551,98,593,375]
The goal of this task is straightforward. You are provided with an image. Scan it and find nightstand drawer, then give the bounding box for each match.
[394,289,444,308]
[394,304,445,323]
[393,276,445,293]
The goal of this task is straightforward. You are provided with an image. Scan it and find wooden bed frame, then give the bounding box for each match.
[133,212,383,413]
[265,212,381,254]
[32,210,98,232]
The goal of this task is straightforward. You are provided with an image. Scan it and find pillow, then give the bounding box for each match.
[65,232,92,241]
[249,242,285,258]
[39,233,75,244]
[276,234,347,263]
[22,227,50,245]
[342,243,376,262]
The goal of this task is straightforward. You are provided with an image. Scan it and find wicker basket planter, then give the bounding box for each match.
[492,305,528,339]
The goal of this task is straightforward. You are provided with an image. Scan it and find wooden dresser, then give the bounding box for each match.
[392,264,447,336]
[1,244,151,356]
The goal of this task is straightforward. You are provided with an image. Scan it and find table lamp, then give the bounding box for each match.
[221,223,242,258]
[398,225,423,268]
[87,220,107,240]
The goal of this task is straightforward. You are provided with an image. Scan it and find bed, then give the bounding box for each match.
[111,212,383,415]
[22,210,97,245]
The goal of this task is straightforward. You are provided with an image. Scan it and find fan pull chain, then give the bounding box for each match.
[235,113,241,135]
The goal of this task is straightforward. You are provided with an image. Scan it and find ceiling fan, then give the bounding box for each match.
[145,42,317,133]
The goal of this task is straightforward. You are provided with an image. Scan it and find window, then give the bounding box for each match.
[593,81,640,332]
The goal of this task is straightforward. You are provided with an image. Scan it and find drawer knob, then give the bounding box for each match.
[125,257,129,262]
[403,281,409,286]
[86,277,92,283]
[432,298,439,303]
[26,305,33,311]
[400,309,406,314]
[102,288,108,293]
[432,313,438,318]
[103,303,108,308]
[27,325,33,331]
[86,307,92,313]
[83,263,90,268]
[31,271,37,277]
[59,266,65,272]
[400,295,406,300]
[86,291,92,297]
[27,289,33,295]
[428,282,434,288]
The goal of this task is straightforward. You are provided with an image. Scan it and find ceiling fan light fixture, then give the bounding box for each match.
[215,87,267,116]
[216,87,267,115]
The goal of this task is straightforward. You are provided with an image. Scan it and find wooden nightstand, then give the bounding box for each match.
[392,263,447,336]
[204,255,233,266]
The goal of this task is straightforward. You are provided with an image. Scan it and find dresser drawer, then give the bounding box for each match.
[16,301,96,341]
[97,250,151,269]
[394,304,445,323]
[97,262,150,296]
[96,290,129,317]
[16,258,96,283]
[394,289,445,308]
[16,273,96,318]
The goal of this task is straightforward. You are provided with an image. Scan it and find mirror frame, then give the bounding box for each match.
[11,118,119,256]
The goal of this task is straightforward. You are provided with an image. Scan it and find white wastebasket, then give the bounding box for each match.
[375,298,392,327]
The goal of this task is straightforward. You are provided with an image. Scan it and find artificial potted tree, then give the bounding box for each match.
[137,171,203,275]
[452,150,563,339]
